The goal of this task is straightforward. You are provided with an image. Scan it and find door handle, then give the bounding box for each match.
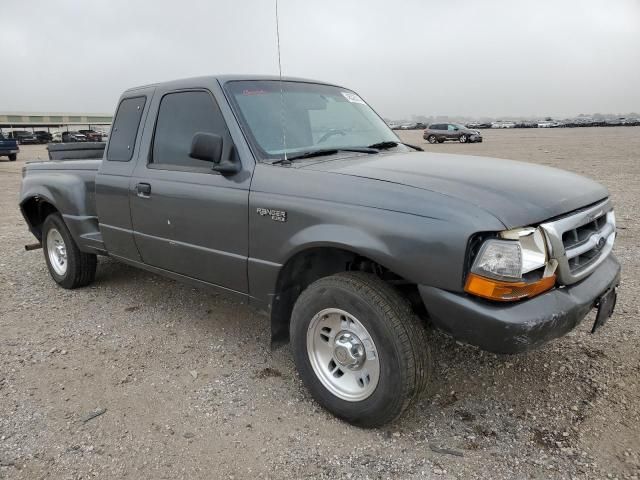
[136,182,151,198]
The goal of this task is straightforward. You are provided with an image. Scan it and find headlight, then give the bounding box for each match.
[465,227,557,301]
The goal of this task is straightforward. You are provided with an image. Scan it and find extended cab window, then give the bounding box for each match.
[107,96,146,162]
[151,91,228,170]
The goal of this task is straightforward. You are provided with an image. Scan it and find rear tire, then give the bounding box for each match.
[290,272,432,427]
[427,135,437,144]
[42,213,97,289]
[8,154,17,161]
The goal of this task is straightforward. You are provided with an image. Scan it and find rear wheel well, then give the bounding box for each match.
[270,247,424,346]
[21,197,59,242]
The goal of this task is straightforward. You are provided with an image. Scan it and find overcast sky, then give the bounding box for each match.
[1,0,639,119]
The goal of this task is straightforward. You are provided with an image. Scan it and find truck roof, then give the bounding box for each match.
[124,75,345,94]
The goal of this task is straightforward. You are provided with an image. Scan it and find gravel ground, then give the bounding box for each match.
[1,127,639,480]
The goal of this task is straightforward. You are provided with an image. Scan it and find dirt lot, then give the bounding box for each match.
[1,128,639,479]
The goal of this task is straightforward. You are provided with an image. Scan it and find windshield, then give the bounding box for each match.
[225,80,401,161]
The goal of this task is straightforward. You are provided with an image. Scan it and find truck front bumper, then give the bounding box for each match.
[418,254,621,354]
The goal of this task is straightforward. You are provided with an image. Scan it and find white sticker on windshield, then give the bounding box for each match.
[341,92,365,104]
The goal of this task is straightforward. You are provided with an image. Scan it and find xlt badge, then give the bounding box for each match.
[256,207,287,222]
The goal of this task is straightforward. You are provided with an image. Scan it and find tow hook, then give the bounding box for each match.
[25,242,42,251]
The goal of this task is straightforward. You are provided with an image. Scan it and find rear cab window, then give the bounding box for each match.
[106,96,147,162]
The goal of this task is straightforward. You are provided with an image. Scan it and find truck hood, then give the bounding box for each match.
[302,151,609,228]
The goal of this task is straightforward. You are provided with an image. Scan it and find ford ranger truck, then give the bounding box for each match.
[19,76,620,427]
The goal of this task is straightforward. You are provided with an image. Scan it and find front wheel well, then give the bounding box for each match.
[270,247,424,346]
[20,197,59,241]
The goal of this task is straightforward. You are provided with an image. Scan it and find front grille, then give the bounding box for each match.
[541,199,615,285]
[562,213,611,273]
[562,214,605,247]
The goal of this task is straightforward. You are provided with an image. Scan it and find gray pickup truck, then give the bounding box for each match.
[20,75,620,427]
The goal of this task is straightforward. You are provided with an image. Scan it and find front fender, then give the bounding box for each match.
[247,164,506,308]
[248,195,487,307]
[285,224,391,262]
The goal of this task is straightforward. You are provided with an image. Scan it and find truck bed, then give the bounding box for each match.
[21,158,105,254]
[24,158,102,171]
[47,142,105,160]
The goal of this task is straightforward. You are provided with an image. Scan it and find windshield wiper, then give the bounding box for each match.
[367,141,423,151]
[272,147,378,165]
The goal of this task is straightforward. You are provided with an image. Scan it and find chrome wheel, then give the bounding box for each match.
[307,308,380,402]
[46,228,67,276]
[428,135,437,144]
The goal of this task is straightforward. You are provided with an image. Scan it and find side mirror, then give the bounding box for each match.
[189,132,240,175]
[190,132,223,163]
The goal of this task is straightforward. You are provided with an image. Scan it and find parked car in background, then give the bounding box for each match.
[8,131,39,145]
[51,132,62,143]
[78,129,103,142]
[538,120,565,128]
[622,118,640,126]
[0,132,19,160]
[423,123,482,143]
[62,131,88,142]
[515,121,538,128]
[491,121,516,129]
[466,122,492,129]
[34,131,53,144]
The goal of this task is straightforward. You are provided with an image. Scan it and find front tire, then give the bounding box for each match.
[459,134,468,143]
[42,214,97,289]
[427,135,437,144]
[8,154,17,161]
[290,272,432,427]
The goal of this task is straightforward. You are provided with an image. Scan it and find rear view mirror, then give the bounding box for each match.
[189,132,223,163]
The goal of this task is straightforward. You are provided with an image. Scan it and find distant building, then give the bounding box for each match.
[0,112,112,132]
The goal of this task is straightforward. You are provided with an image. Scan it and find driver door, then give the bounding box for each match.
[129,88,250,293]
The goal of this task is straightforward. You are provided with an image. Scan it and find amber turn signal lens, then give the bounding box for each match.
[464,273,556,302]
